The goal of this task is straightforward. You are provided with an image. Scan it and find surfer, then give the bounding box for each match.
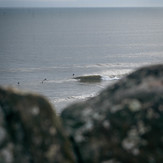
[42,78,47,84]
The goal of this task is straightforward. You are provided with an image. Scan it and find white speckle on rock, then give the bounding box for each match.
[128,128,139,137]
[103,120,110,129]
[110,105,122,113]
[122,128,140,150]
[75,134,85,143]
[132,148,140,156]
[122,137,136,150]
[31,106,40,116]
[0,127,6,144]
[49,127,56,136]
[93,113,99,119]
[0,145,13,163]
[137,121,150,135]
[46,144,60,160]
[83,108,92,117]
[122,125,148,151]
[92,112,104,121]
[129,100,141,112]
[85,120,93,130]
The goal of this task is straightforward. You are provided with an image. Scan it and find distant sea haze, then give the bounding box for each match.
[0,8,163,112]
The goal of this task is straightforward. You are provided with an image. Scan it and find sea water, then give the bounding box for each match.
[0,8,163,112]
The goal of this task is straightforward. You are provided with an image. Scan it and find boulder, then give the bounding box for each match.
[61,64,163,163]
[0,87,75,163]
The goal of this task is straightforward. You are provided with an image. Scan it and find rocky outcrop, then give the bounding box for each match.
[74,75,102,83]
[0,64,163,163]
[0,88,75,163]
[61,64,163,163]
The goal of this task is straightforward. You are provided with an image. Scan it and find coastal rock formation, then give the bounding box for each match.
[0,88,75,163]
[61,64,163,163]
[0,64,163,163]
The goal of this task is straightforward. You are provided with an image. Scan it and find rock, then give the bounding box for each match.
[61,64,163,163]
[74,75,102,83]
[0,87,75,163]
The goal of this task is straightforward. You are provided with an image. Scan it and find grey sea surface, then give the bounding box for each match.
[0,8,163,112]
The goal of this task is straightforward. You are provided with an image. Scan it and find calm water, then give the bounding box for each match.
[0,8,163,112]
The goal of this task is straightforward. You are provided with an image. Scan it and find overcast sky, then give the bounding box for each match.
[0,0,163,8]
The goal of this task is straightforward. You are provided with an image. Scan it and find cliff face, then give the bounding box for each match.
[0,64,163,163]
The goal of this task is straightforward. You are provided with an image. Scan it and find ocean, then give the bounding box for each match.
[0,7,163,113]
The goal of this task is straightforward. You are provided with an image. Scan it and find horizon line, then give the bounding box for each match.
[0,6,163,9]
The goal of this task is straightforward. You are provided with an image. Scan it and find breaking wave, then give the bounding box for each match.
[74,74,120,83]
[53,93,96,104]
[101,76,120,81]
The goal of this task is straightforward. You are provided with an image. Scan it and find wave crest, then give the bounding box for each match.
[74,75,120,83]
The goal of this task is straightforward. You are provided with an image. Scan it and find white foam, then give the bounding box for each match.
[53,93,96,104]
[46,78,75,84]
[101,76,120,81]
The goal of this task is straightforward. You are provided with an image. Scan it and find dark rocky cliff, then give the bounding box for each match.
[61,64,163,163]
[0,64,163,163]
